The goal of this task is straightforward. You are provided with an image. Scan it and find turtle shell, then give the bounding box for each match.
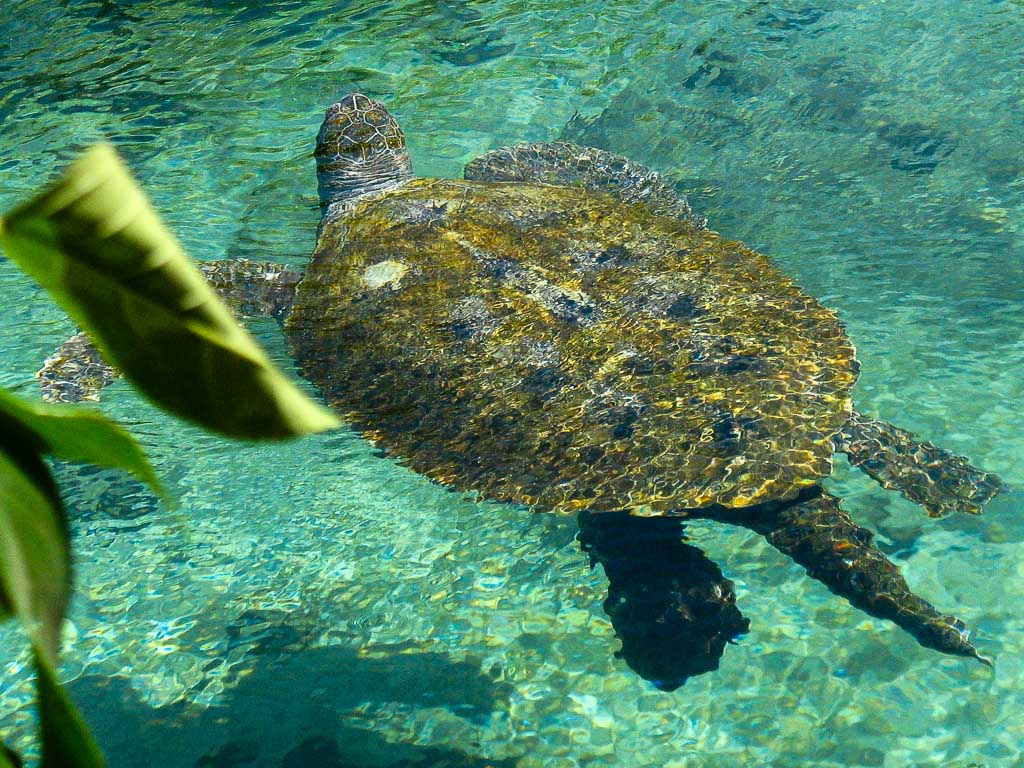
[286,178,857,514]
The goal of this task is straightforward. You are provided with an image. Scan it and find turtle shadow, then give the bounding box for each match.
[577,511,750,691]
[66,642,514,768]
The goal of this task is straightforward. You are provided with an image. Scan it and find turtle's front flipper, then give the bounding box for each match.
[714,489,989,665]
[198,259,303,321]
[36,259,302,403]
[464,142,707,227]
[577,511,749,690]
[37,332,117,403]
[835,410,1004,517]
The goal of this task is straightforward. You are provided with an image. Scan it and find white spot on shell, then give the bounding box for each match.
[362,259,408,290]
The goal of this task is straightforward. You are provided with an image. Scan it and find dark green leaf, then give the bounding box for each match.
[34,644,105,768]
[1,744,24,768]
[0,143,339,440]
[0,441,69,666]
[0,388,164,501]
[0,587,11,619]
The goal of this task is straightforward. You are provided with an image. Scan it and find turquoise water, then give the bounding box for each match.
[2,0,1023,765]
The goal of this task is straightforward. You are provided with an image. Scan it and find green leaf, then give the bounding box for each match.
[0,587,11,620]
[34,644,105,768]
[0,388,164,501]
[0,440,69,667]
[1,744,24,768]
[0,143,339,440]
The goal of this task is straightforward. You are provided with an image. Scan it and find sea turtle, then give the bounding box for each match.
[41,94,1004,687]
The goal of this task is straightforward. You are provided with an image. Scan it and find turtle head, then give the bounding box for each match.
[315,93,414,213]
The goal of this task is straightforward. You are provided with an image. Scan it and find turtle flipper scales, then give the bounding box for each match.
[37,331,117,403]
[464,141,706,226]
[709,489,990,665]
[197,259,303,321]
[36,259,301,403]
[835,411,1005,517]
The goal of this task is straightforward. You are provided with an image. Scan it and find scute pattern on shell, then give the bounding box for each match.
[286,179,858,513]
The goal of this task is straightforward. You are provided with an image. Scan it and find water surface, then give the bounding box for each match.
[2,1,1023,766]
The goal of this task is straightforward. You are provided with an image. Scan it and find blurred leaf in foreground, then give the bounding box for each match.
[0,436,68,667]
[34,644,105,768]
[1,744,24,768]
[0,143,338,440]
[0,388,163,500]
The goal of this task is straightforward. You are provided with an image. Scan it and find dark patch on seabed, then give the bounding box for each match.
[434,31,514,67]
[875,121,957,175]
[195,734,517,768]
[427,1,514,66]
[56,463,162,527]
[67,642,514,768]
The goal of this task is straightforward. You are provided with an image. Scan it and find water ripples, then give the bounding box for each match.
[2,1,1024,766]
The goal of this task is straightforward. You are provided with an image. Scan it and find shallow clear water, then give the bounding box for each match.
[2,1,1023,766]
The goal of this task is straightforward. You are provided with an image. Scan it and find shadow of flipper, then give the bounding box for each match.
[577,511,749,690]
[710,488,991,665]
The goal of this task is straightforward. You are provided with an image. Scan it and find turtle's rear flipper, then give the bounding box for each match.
[835,410,1005,517]
[577,511,749,689]
[715,489,990,665]
[37,259,302,404]
[464,141,707,227]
